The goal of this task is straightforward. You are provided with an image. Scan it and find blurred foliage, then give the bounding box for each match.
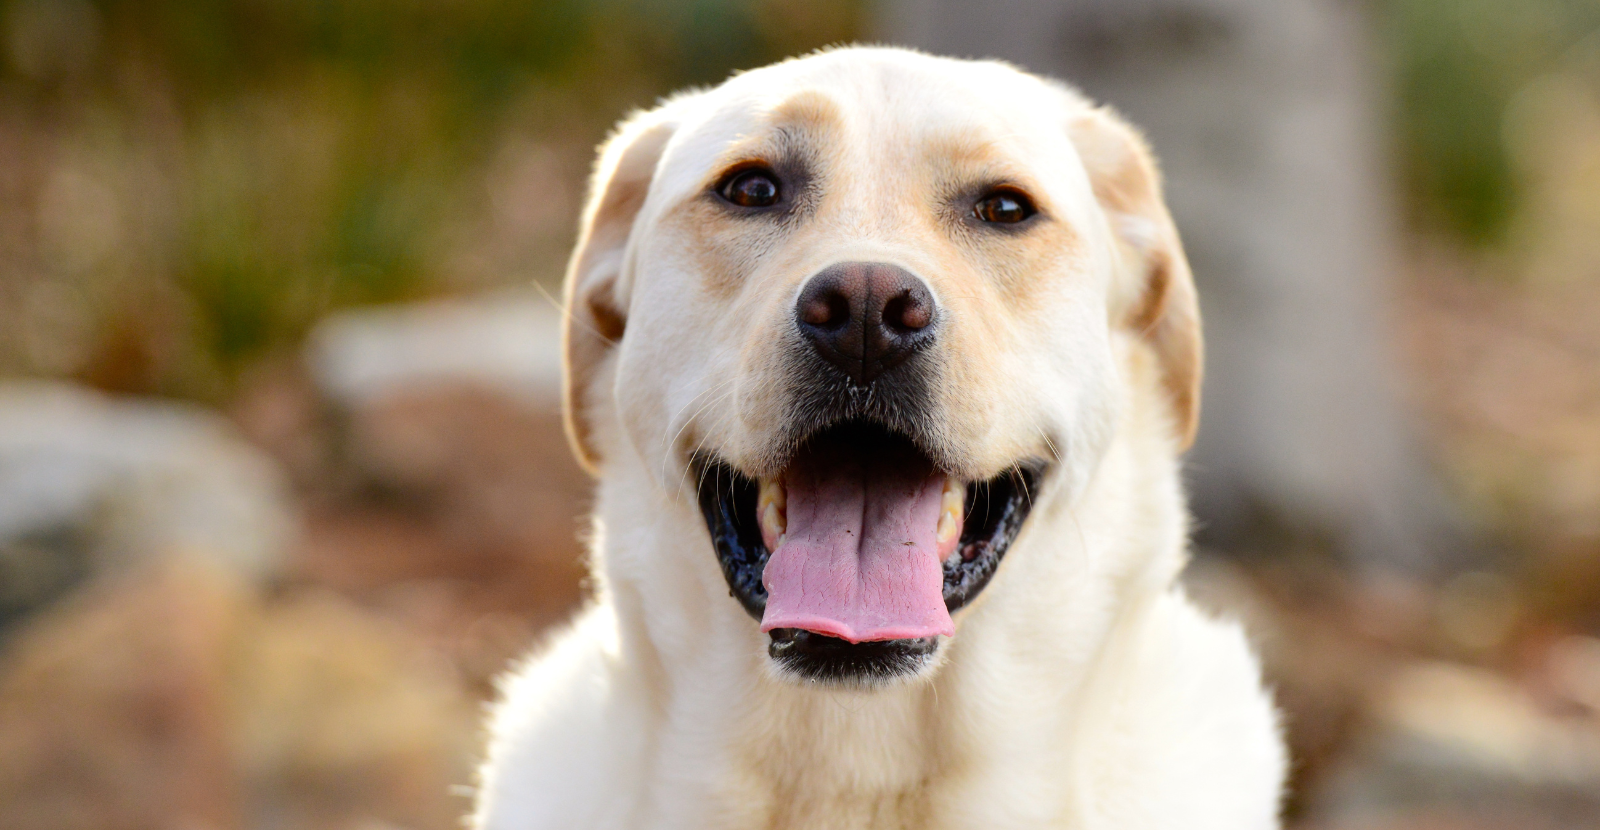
[7,0,1600,398]
[0,0,862,398]
[1392,0,1600,245]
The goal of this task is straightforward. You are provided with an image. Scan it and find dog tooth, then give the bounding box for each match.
[937,478,964,546]
[937,508,959,545]
[941,479,964,514]
[760,501,786,539]
[758,477,786,512]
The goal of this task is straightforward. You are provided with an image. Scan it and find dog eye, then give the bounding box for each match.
[974,189,1036,224]
[719,168,782,208]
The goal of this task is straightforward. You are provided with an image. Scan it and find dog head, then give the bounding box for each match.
[562,47,1199,686]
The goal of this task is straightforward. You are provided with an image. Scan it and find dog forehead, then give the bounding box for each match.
[654,49,1085,198]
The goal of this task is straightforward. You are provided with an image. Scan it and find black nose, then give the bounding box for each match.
[795,262,936,385]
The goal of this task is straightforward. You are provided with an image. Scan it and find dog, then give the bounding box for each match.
[473,46,1285,829]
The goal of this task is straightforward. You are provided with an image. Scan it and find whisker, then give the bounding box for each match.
[1014,462,1035,511]
[532,281,619,348]
[660,375,738,489]
[1036,426,1062,465]
[677,383,740,496]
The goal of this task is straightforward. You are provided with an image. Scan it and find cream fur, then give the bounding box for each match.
[474,47,1285,830]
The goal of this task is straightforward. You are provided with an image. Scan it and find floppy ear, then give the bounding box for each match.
[562,106,682,473]
[1069,105,1203,449]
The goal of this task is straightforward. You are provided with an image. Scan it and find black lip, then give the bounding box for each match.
[692,420,1042,635]
[694,460,770,620]
[767,628,938,684]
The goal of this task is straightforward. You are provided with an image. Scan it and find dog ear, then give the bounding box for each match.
[562,105,682,473]
[1069,105,1203,450]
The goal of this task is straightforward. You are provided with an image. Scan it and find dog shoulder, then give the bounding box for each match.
[473,606,651,830]
[1079,590,1286,829]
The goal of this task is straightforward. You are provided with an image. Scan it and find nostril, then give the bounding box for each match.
[882,291,932,334]
[801,291,849,330]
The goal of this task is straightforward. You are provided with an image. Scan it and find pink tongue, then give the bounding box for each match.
[760,438,955,643]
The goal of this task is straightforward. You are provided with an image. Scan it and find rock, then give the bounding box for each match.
[0,561,246,830]
[293,292,591,694]
[1378,661,1600,787]
[1309,660,1600,829]
[232,587,479,830]
[0,381,296,630]
[306,290,563,408]
[298,290,586,568]
[0,559,479,830]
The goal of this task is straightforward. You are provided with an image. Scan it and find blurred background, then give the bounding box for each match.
[0,0,1597,828]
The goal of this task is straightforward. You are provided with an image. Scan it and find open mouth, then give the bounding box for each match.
[693,420,1040,682]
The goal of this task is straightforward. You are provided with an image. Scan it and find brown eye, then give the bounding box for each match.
[974,189,1036,224]
[720,168,781,208]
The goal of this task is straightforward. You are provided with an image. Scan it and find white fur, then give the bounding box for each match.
[474,47,1285,829]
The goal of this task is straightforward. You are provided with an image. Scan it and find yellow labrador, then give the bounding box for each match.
[474,47,1284,829]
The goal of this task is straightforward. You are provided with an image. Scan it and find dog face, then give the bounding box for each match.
[563,48,1199,686]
